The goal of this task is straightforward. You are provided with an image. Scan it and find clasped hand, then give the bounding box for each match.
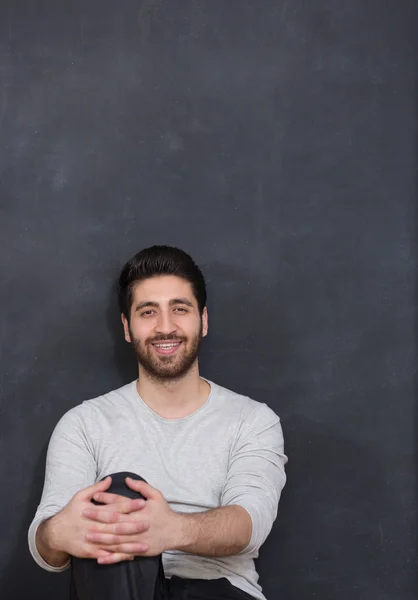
[82,476,178,564]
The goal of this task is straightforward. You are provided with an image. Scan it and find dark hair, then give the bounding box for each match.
[118,245,207,320]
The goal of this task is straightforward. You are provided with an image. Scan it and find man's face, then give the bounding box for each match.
[122,275,208,382]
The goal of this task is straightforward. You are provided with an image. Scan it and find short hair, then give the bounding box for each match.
[118,245,207,320]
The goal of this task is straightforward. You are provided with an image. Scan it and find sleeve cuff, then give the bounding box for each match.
[235,502,263,556]
[28,518,70,573]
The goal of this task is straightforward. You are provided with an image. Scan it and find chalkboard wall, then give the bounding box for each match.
[0,2,416,599]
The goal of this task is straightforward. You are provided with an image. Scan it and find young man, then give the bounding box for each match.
[28,246,287,600]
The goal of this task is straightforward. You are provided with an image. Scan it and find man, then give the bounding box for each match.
[28,245,287,600]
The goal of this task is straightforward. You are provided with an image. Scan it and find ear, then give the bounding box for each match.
[121,314,132,344]
[201,307,209,338]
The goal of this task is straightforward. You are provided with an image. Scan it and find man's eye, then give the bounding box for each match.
[174,307,188,313]
[141,310,155,317]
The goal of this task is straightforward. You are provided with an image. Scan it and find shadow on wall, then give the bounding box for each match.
[194,261,400,599]
[191,257,295,389]
[105,276,138,385]
[258,415,397,600]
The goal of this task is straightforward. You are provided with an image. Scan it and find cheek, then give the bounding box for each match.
[181,318,202,338]
[130,321,152,343]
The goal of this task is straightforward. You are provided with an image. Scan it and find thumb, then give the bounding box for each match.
[126,478,160,500]
[81,476,112,500]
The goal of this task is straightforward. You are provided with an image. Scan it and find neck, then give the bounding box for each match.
[136,362,211,419]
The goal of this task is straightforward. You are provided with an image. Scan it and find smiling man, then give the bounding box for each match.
[28,246,287,600]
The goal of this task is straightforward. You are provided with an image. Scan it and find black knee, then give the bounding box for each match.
[93,472,147,504]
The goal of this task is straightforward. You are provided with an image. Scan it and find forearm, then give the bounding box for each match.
[171,505,252,557]
[36,515,70,568]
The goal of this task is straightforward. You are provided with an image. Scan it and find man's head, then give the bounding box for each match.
[118,246,208,382]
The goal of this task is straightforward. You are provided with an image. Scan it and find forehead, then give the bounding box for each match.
[131,276,195,304]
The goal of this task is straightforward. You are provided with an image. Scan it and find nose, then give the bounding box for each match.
[155,310,177,336]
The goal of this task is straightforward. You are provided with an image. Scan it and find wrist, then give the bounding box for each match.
[41,514,63,553]
[165,511,194,552]
[37,515,69,566]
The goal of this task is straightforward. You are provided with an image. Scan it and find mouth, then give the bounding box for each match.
[151,341,183,356]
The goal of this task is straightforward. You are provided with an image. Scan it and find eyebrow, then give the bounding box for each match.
[135,298,194,311]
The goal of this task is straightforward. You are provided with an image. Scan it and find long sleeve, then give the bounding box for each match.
[220,403,287,556]
[28,403,98,572]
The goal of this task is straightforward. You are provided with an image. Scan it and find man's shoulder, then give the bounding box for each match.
[82,380,137,409]
[208,379,280,423]
[60,380,137,422]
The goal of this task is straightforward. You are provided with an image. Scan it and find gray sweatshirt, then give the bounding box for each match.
[28,379,287,600]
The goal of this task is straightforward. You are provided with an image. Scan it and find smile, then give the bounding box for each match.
[151,342,182,355]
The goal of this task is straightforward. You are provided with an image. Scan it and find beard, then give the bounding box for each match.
[130,323,203,383]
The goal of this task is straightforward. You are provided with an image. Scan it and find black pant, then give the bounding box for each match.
[71,472,255,600]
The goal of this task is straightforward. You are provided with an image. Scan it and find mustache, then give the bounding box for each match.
[147,334,187,343]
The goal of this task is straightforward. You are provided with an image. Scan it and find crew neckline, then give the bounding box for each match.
[131,378,215,423]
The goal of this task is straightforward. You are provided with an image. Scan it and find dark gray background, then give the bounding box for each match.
[0,1,416,599]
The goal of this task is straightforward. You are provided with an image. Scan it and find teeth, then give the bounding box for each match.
[155,343,180,348]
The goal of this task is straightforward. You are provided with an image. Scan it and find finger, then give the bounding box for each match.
[125,478,161,500]
[86,523,149,544]
[83,499,145,522]
[93,492,146,508]
[92,492,130,505]
[97,550,112,557]
[98,542,149,558]
[79,477,112,501]
[83,508,121,524]
[88,520,150,536]
[86,546,113,559]
[97,552,138,565]
[86,532,125,545]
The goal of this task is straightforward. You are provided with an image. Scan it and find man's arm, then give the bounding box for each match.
[171,404,286,557]
[172,504,252,556]
[28,403,102,571]
[218,403,287,555]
